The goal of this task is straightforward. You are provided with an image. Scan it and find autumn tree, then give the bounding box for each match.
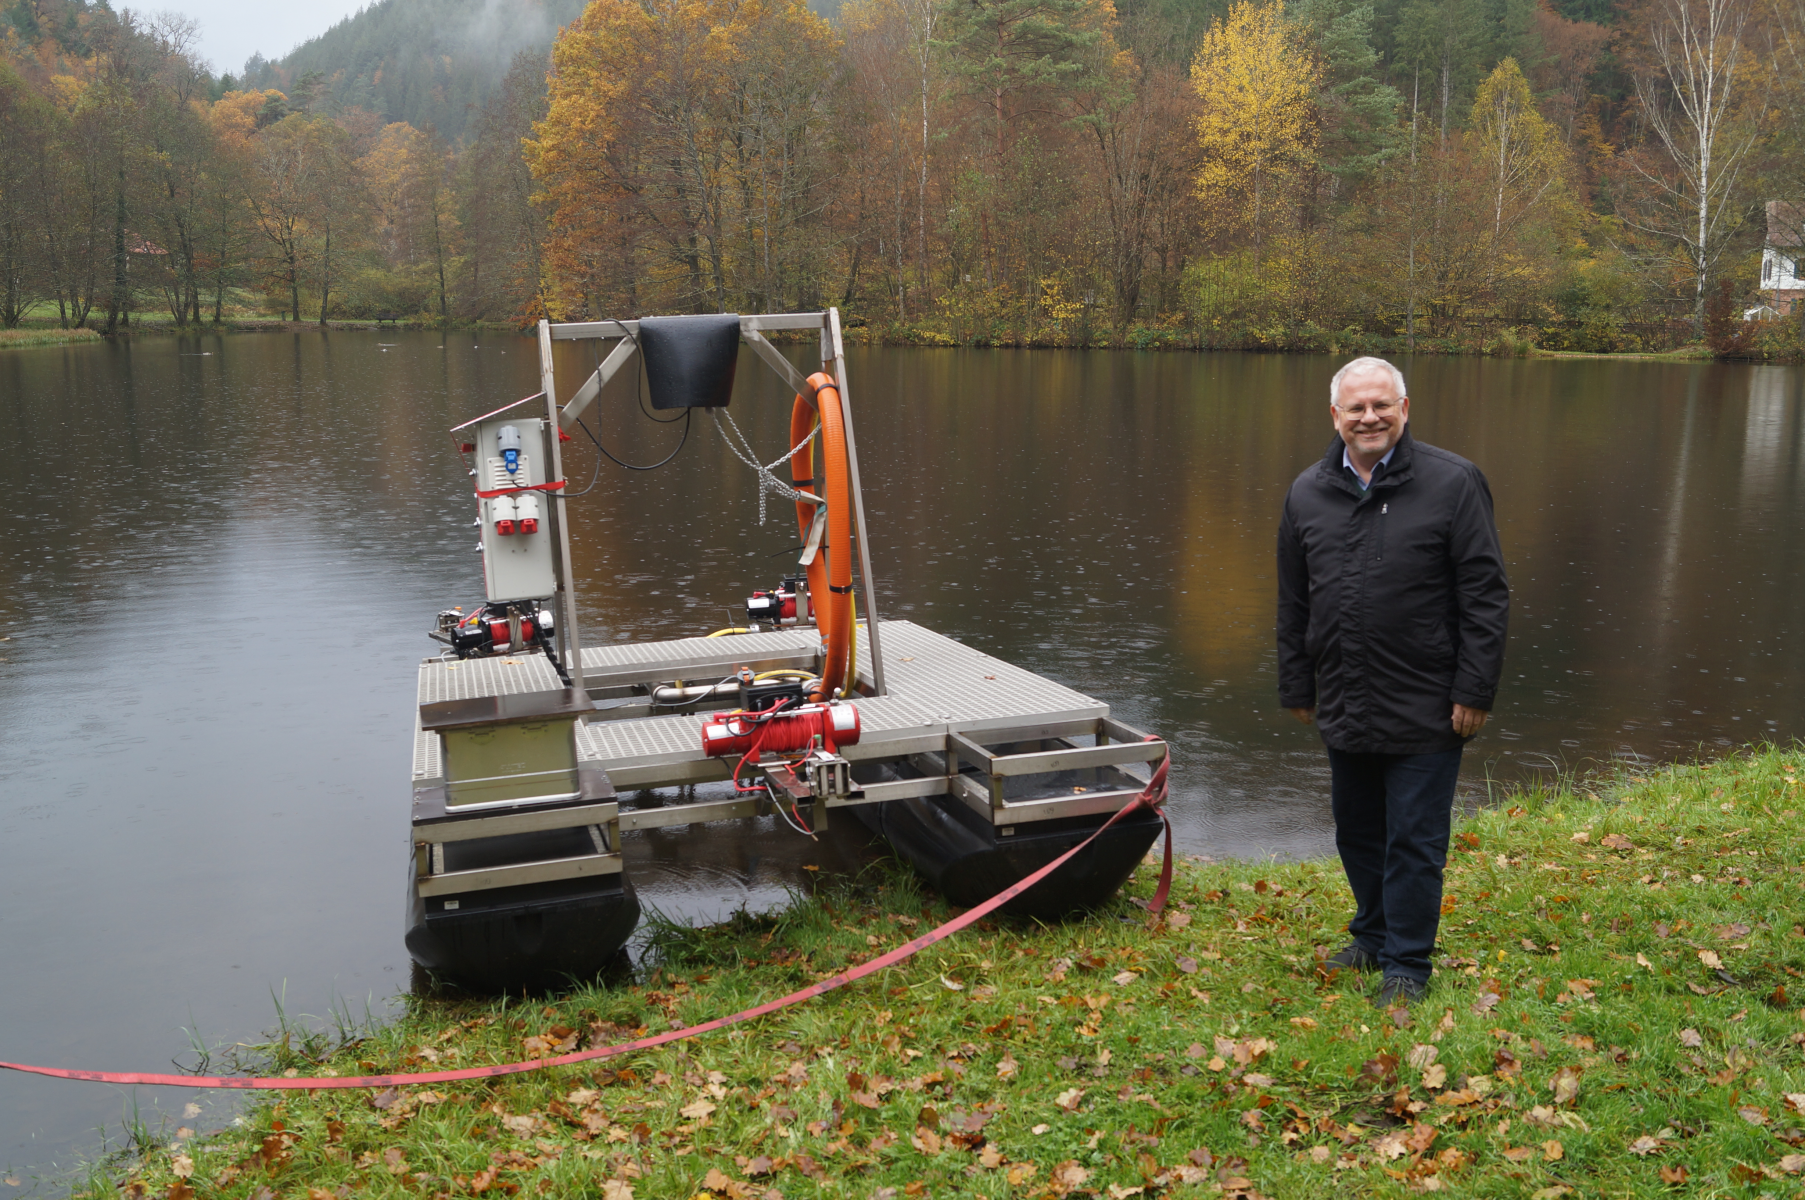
[0,61,52,325]
[1190,0,1318,272]
[1622,0,1760,332]
[1070,12,1195,330]
[840,0,933,318]
[1469,57,1567,295]
[460,51,551,322]
[529,0,839,316]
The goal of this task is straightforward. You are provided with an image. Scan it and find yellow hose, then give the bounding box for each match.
[844,592,858,695]
[754,669,819,682]
[707,627,753,638]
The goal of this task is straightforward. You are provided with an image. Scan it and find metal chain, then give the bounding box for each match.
[710,409,820,524]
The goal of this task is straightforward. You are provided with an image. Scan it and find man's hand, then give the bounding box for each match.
[1289,706,1317,725]
[1452,703,1488,738]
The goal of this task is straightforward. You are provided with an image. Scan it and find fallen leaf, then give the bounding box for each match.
[1637,953,1655,971]
[940,976,965,991]
[1290,1016,1318,1031]
[1372,1130,1410,1161]
[1531,1187,1574,1200]
[601,1181,633,1200]
[978,1145,1005,1169]
[1054,1088,1085,1112]
[702,1169,734,1191]
[1542,1139,1564,1161]
[1781,1154,1805,1174]
[1569,830,1590,843]
[1658,1165,1689,1184]
[1407,1044,1438,1069]
[1032,1123,1051,1135]
[679,1099,717,1120]
[1678,1028,1703,1048]
[1600,833,1634,850]
[170,1155,194,1179]
[1699,949,1724,971]
[1628,1134,1664,1156]
[1739,1106,1769,1126]
[1503,1146,1536,1162]
[1550,1066,1582,1105]
[997,1052,1019,1080]
[910,1127,943,1155]
[1423,1063,1448,1090]
[1112,971,1139,986]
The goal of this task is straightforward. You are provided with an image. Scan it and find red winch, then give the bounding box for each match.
[701,702,861,759]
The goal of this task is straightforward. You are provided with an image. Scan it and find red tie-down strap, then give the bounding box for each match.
[474,480,567,500]
[1,741,1172,1092]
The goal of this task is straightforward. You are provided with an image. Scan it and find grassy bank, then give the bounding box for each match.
[79,748,1805,1198]
[0,327,102,349]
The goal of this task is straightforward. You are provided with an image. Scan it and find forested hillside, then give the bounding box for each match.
[238,0,585,140]
[0,0,1801,355]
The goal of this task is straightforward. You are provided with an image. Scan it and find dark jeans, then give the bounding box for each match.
[1326,746,1463,983]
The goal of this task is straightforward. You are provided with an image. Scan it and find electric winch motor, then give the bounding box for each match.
[745,576,807,627]
[700,701,861,759]
[431,599,557,658]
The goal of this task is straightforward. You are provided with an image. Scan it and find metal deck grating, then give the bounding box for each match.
[413,620,1106,786]
[580,628,818,674]
[864,621,1105,733]
[418,654,563,703]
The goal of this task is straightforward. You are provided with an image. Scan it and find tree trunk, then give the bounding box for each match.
[105,168,127,335]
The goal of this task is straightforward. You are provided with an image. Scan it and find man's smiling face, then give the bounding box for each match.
[1331,368,1409,469]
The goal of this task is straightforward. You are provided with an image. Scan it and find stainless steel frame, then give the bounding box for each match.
[535,310,889,698]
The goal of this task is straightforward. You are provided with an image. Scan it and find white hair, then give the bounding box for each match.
[1330,357,1406,406]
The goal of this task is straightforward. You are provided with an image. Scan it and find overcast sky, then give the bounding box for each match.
[153,0,362,78]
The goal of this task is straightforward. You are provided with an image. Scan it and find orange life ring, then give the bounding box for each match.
[790,372,854,700]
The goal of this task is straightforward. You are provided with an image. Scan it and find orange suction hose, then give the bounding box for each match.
[790,372,853,700]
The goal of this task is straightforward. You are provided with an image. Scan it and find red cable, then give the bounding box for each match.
[0,740,1171,1092]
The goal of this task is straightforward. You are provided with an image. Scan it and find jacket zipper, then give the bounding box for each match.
[1376,502,1387,561]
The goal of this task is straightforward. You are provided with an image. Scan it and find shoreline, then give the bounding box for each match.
[0,321,1784,363]
[71,746,1805,1199]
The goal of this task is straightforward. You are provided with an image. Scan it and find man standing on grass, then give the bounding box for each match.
[1275,356,1509,1008]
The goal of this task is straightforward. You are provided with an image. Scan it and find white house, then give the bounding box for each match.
[1760,201,1805,316]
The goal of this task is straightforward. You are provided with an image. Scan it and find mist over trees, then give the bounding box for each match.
[1,0,1803,353]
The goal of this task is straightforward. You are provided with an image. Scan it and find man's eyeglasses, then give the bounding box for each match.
[1333,400,1401,419]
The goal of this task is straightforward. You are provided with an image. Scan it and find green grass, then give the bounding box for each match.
[80,748,1805,1199]
[0,327,102,349]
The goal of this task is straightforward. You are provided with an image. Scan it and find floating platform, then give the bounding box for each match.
[407,620,1165,987]
[406,309,1167,991]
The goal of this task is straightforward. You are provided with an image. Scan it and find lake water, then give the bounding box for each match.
[3,334,1802,1176]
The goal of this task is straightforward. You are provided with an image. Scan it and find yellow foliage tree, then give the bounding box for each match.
[1469,57,1567,285]
[528,0,839,317]
[1189,0,1318,271]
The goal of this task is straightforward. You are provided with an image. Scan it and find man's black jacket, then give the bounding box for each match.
[1276,427,1509,755]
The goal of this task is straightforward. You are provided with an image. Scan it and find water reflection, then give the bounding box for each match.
[1,335,1803,1174]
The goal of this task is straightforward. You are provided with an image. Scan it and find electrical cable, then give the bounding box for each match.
[575,410,691,472]
[540,640,575,689]
[768,784,815,838]
[654,672,740,711]
[559,425,607,497]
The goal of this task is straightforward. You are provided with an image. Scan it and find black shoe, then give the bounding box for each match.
[1373,975,1428,1008]
[1323,943,1379,973]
